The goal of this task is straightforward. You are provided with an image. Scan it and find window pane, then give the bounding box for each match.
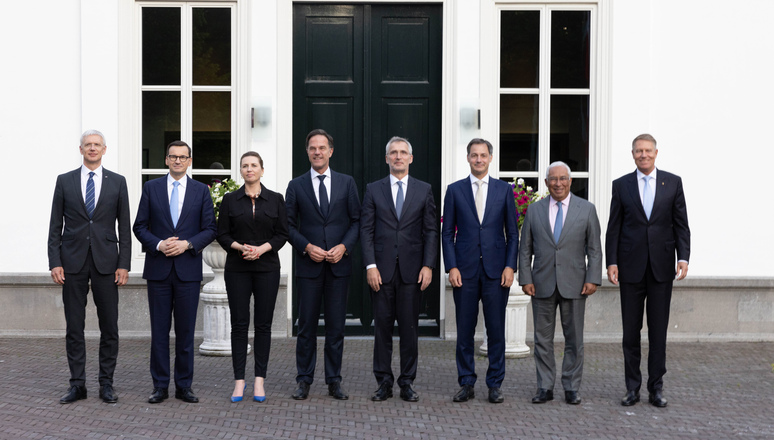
[551,11,590,89]
[550,95,588,172]
[192,92,231,169]
[142,91,181,169]
[142,8,181,86]
[192,8,231,86]
[500,94,539,172]
[142,174,166,187]
[500,11,540,88]
[570,178,588,199]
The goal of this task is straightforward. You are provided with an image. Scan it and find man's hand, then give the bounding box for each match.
[607,265,619,285]
[305,243,327,263]
[418,266,433,291]
[522,283,535,296]
[325,244,347,264]
[676,261,689,281]
[581,283,597,296]
[51,267,65,285]
[161,238,188,257]
[449,267,462,288]
[367,267,382,292]
[501,267,514,288]
[115,269,129,286]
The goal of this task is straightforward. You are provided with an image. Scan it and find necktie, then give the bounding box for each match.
[395,181,404,220]
[318,175,329,217]
[85,172,95,218]
[642,176,654,220]
[170,181,180,227]
[554,201,563,244]
[475,180,485,223]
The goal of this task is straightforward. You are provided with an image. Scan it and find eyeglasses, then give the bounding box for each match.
[547,176,570,183]
[167,155,190,162]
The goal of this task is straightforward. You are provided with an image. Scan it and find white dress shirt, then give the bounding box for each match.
[636,168,657,204]
[390,174,409,205]
[469,173,490,219]
[81,165,103,208]
[549,193,571,234]
[310,167,332,205]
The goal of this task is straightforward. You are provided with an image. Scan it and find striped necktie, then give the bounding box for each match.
[85,172,95,218]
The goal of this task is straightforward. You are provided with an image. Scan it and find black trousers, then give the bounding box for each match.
[62,248,119,387]
[620,262,673,393]
[225,270,280,380]
[371,260,422,387]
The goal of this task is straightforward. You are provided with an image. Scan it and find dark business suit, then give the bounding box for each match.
[606,169,690,393]
[48,167,131,387]
[217,184,288,380]
[360,176,438,387]
[441,177,518,388]
[286,169,360,385]
[133,175,217,390]
[518,195,602,392]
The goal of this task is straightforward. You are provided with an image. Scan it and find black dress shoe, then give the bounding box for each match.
[371,382,393,401]
[564,391,581,405]
[99,384,118,403]
[648,390,668,408]
[531,388,554,404]
[488,387,504,404]
[292,382,310,400]
[621,390,640,406]
[175,387,199,403]
[328,382,349,400]
[148,387,169,404]
[59,385,87,404]
[399,384,419,402]
[452,384,475,402]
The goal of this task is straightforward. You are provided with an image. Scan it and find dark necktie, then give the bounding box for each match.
[395,181,404,220]
[85,172,95,218]
[318,175,329,217]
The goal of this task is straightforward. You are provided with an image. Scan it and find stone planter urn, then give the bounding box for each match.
[478,285,531,358]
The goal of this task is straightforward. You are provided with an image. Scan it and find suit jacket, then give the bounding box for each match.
[518,195,602,299]
[360,176,438,284]
[441,177,519,280]
[605,169,690,284]
[216,184,289,272]
[285,170,361,278]
[48,167,131,274]
[133,175,217,282]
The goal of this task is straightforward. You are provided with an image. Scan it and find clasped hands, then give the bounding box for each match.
[239,242,271,261]
[305,243,346,264]
[159,237,189,257]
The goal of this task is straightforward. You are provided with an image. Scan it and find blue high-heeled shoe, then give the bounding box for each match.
[231,385,247,403]
[253,394,266,403]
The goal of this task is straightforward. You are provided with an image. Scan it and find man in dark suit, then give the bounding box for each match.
[606,134,690,408]
[286,129,361,400]
[519,162,602,405]
[361,136,438,402]
[48,130,131,404]
[133,140,217,404]
[441,138,518,404]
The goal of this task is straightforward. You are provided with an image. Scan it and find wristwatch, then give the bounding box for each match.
[187,241,194,250]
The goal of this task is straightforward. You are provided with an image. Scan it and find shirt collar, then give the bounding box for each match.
[469,174,490,185]
[81,165,103,178]
[550,193,571,207]
[390,174,409,186]
[636,168,657,181]
[311,167,331,180]
[167,173,187,188]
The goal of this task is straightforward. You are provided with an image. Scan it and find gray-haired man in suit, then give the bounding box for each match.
[518,161,602,405]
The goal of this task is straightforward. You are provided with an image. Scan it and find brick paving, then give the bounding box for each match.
[0,337,773,439]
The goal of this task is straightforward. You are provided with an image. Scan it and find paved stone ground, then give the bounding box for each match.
[0,337,773,439]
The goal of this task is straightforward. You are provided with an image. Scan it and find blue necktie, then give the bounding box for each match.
[554,201,563,244]
[170,181,180,227]
[318,175,329,217]
[85,172,95,218]
[643,176,654,220]
[395,181,404,220]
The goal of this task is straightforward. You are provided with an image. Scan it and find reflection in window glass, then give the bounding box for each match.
[551,11,590,89]
[570,178,588,199]
[500,94,539,172]
[143,8,181,86]
[192,174,230,188]
[192,8,231,86]
[500,11,540,88]
[142,91,181,169]
[142,174,166,187]
[192,92,231,170]
[550,95,589,172]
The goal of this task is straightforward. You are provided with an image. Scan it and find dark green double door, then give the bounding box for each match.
[292,4,443,336]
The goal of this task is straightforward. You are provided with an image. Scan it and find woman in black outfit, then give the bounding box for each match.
[217,151,288,403]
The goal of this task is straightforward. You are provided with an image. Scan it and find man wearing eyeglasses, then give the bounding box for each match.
[133,141,217,404]
[518,162,602,405]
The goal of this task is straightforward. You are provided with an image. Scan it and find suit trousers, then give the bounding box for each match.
[295,263,349,385]
[620,261,673,393]
[147,270,201,389]
[62,248,119,387]
[453,260,509,388]
[371,260,422,387]
[225,270,280,380]
[532,289,586,392]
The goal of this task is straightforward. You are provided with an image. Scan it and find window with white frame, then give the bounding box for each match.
[498,6,594,198]
[139,3,235,186]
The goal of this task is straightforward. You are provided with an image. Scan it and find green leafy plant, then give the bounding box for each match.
[511,178,546,230]
[209,178,240,220]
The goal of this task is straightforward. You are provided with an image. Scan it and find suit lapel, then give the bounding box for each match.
[155,177,175,228]
[559,196,582,243]
[379,177,398,220]
[93,169,112,217]
[536,198,554,241]
[461,177,479,224]
[651,170,667,219]
[482,178,499,224]
[301,172,323,218]
[401,176,418,220]
[70,170,89,218]
[176,176,195,227]
[625,171,648,221]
